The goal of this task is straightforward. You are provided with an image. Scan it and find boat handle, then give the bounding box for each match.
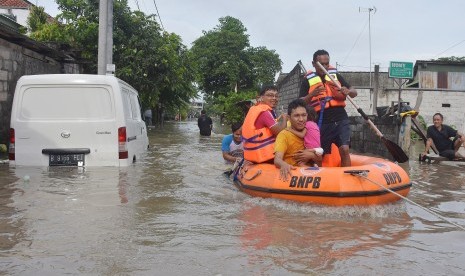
[343,170,370,176]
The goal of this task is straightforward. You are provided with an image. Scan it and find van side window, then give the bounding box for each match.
[122,91,132,120]
[129,93,141,120]
[137,95,144,119]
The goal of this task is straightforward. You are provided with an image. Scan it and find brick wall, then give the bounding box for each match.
[277,64,304,115]
[349,116,399,159]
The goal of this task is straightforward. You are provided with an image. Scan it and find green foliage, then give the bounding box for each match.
[211,90,257,124]
[27,6,48,32]
[30,0,196,114]
[246,46,282,85]
[433,56,465,62]
[191,16,282,97]
[411,115,427,140]
[28,3,280,118]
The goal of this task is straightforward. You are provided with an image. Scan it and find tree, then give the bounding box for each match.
[246,46,282,86]
[210,89,257,124]
[29,0,197,118]
[27,6,49,32]
[191,16,282,97]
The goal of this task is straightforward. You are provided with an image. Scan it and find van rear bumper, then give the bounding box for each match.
[42,148,91,154]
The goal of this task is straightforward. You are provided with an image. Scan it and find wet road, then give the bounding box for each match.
[1,120,464,275]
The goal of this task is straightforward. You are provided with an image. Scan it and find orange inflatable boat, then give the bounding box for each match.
[233,154,411,206]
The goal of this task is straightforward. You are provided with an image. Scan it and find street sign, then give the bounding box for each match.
[389,61,414,79]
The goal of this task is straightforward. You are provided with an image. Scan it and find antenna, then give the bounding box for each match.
[359,6,376,87]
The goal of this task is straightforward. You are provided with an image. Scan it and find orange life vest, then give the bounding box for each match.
[306,66,346,112]
[322,144,342,167]
[242,104,276,163]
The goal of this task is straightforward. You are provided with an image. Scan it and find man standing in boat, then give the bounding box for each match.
[300,49,357,167]
[274,99,320,180]
[242,85,288,164]
[422,113,465,160]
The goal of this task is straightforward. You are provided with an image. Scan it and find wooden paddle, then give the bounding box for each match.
[315,61,409,163]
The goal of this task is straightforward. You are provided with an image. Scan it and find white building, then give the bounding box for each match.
[0,0,53,27]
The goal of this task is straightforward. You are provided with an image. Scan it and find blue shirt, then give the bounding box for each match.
[221,134,244,159]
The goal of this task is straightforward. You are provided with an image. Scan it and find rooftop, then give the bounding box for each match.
[0,0,32,9]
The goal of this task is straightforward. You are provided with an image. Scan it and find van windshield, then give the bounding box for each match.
[20,86,114,121]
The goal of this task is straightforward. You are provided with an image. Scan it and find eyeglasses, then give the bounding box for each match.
[264,94,279,99]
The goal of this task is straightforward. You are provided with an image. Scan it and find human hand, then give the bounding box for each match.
[293,149,313,163]
[278,113,287,121]
[279,163,295,181]
[340,87,349,95]
[311,86,325,98]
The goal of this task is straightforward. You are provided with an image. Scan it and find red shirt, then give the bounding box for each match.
[254,110,277,129]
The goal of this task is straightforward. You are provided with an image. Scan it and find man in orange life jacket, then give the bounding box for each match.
[242,85,288,163]
[300,50,357,167]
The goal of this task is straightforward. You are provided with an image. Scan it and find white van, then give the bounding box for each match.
[9,74,149,167]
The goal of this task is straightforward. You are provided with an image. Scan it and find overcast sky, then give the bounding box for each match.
[40,0,465,73]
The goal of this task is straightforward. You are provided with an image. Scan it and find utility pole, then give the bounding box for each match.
[359,6,376,87]
[98,0,114,75]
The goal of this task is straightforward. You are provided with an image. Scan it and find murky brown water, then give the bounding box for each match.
[1,120,464,275]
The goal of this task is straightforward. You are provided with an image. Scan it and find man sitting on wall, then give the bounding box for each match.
[421,112,465,160]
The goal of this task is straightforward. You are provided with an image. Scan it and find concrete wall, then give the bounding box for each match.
[348,88,465,134]
[0,38,80,144]
[341,71,397,90]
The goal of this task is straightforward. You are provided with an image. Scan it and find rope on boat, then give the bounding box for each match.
[346,170,465,231]
[243,169,262,181]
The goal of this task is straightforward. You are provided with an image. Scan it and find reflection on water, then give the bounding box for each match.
[0,120,464,275]
[238,200,412,274]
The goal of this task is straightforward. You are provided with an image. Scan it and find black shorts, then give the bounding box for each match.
[320,119,351,154]
[438,138,458,160]
[439,150,455,160]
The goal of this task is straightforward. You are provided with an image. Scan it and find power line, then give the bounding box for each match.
[359,6,376,86]
[341,18,369,66]
[152,0,165,31]
[432,39,465,59]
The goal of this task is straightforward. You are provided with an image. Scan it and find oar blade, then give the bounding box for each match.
[381,137,409,163]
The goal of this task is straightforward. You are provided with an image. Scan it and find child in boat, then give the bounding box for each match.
[286,105,323,167]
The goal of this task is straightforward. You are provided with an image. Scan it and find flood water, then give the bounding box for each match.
[1,120,465,275]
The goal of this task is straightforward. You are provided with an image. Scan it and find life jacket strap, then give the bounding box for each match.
[243,137,275,150]
[317,96,333,128]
